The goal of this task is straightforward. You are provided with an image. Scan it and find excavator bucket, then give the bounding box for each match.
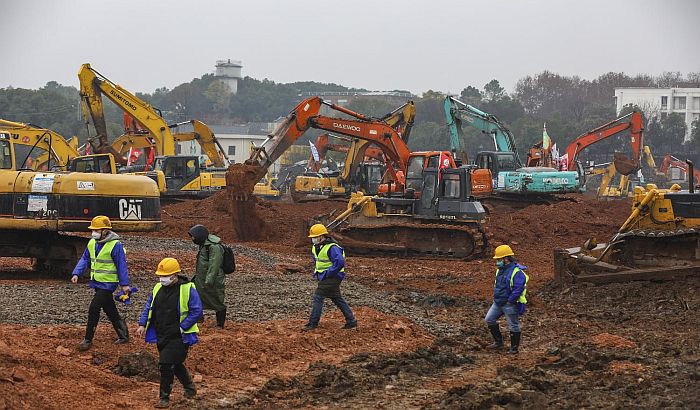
[613,153,639,176]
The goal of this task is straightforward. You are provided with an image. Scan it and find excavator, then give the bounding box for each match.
[444,96,580,199]
[560,111,644,176]
[0,122,161,274]
[291,101,416,202]
[226,96,488,258]
[660,154,700,189]
[78,63,228,198]
[554,160,700,283]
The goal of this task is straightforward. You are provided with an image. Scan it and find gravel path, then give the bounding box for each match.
[0,237,463,336]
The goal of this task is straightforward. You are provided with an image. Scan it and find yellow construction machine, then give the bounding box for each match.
[253,173,281,199]
[0,124,161,274]
[554,160,700,283]
[78,63,228,198]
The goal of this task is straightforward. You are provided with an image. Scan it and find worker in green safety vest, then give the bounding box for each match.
[302,223,357,331]
[484,244,529,354]
[71,215,131,351]
[137,257,203,408]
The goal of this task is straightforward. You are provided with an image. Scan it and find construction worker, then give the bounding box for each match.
[188,224,227,328]
[70,215,130,351]
[484,244,529,354]
[303,224,357,331]
[137,258,202,408]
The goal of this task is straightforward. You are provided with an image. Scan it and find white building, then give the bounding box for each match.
[177,123,281,174]
[614,87,700,140]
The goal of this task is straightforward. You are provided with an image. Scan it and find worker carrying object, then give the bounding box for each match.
[302,224,357,331]
[71,215,131,351]
[484,244,529,354]
[137,257,203,408]
[188,224,228,328]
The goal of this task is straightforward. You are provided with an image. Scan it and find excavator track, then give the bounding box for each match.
[330,219,488,260]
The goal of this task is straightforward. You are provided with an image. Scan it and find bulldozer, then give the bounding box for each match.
[554,160,700,283]
[315,165,488,259]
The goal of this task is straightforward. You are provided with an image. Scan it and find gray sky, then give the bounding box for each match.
[2,0,699,95]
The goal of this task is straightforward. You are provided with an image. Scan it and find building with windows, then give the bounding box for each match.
[614,87,700,140]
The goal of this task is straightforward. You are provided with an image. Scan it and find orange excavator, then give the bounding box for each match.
[226,97,489,258]
[562,111,645,177]
[661,154,700,189]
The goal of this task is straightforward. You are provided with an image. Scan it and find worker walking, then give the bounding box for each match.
[70,215,131,351]
[188,224,227,328]
[484,245,529,354]
[137,258,202,408]
[303,224,357,331]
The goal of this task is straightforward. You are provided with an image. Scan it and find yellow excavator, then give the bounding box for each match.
[290,101,416,202]
[0,122,161,274]
[555,160,700,283]
[78,63,228,198]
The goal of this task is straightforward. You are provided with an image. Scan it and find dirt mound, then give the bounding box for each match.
[589,333,638,349]
[113,351,159,381]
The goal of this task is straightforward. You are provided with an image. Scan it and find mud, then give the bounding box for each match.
[2,194,698,409]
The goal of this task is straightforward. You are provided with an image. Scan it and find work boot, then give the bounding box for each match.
[78,325,97,351]
[112,319,129,344]
[342,321,358,329]
[215,309,226,329]
[302,323,318,332]
[154,398,169,408]
[78,339,92,351]
[174,364,196,399]
[507,332,521,354]
[486,324,503,349]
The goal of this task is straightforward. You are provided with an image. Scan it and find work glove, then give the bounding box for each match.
[114,286,139,305]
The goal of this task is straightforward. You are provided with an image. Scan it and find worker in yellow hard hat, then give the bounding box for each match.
[70,215,131,351]
[484,244,529,354]
[302,224,357,331]
[136,257,202,408]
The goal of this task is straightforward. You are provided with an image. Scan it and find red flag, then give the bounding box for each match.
[145,147,155,170]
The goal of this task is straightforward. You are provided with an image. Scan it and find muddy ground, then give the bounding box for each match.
[0,194,698,409]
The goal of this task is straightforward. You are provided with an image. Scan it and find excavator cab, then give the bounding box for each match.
[68,154,117,174]
[418,167,487,221]
[153,156,201,193]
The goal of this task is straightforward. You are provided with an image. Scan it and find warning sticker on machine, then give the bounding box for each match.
[31,173,55,193]
[27,195,48,212]
[77,181,95,190]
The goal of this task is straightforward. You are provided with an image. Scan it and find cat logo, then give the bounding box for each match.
[118,198,142,220]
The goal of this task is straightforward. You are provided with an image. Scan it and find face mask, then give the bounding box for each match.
[496,260,505,268]
[91,231,102,240]
[160,275,176,286]
[311,237,323,245]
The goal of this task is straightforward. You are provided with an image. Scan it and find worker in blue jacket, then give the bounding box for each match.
[302,224,357,331]
[137,257,203,408]
[484,245,529,354]
[71,215,131,351]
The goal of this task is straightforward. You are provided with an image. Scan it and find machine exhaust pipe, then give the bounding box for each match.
[687,160,695,193]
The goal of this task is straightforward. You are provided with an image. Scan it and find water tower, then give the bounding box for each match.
[215,59,243,94]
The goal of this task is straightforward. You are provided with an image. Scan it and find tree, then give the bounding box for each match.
[660,113,687,153]
[483,79,505,102]
[686,118,700,152]
[408,121,450,151]
[459,86,482,105]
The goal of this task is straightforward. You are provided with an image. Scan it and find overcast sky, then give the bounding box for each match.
[2,0,699,95]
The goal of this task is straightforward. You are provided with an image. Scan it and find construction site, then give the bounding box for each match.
[2,2,700,407]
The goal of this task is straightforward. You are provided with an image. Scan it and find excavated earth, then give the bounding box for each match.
[1,193,699,409]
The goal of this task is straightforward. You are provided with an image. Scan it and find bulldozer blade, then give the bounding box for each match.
[613,153,639,176]
[554,247,700,284]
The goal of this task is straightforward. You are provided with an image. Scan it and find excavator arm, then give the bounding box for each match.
[78,63,176,157]
[563,111,644,174]
[444,96,520,165]
[227,97,412,198]
[0,119,80,169]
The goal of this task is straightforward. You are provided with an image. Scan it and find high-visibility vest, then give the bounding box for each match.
[312,242,345,274]
[495,266,529,304]
[145,282,199,334]
[88,239,119,283]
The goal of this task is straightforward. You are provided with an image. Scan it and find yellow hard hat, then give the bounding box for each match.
[493,244,515,259]
[155,257,181,276]
[88,215,112,230]
[308,223,329,238]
